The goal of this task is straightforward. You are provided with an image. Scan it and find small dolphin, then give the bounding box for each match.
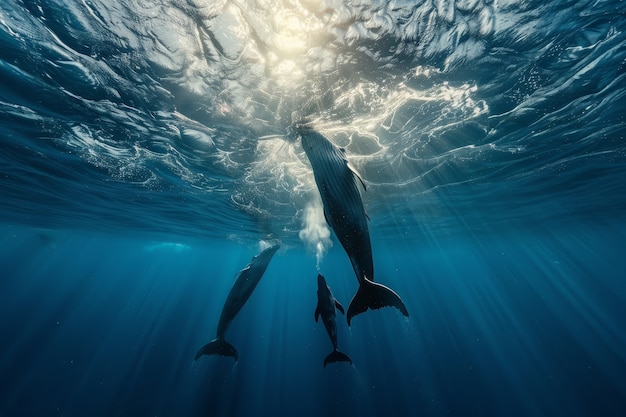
[315,274,352,367]
[299,126,408,325]
[195,244,280,362]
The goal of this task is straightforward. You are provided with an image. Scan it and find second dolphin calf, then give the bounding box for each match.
[299,125,408,325]
[194,244,280,362]
[315,274,352,367]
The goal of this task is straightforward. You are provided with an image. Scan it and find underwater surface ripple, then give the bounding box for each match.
[1,0,624,241]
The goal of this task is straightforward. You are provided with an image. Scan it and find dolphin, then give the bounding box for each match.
[299,126,408,325]
[194,244,280,361]
[315,274,352,367]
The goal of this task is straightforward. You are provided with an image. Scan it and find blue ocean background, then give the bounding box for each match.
[1,0,626,416]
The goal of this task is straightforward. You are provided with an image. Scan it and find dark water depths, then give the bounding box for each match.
[1,0,626,415]
[1,223,625,416]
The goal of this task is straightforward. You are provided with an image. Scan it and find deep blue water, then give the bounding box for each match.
[1,224,625,416]
[2,0,626,416]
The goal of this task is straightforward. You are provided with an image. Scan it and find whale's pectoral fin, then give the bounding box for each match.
[346,278,409,326]
[322,206,331,228]
[194,337,238,362]
[323,349,353,368]
[347,162,367,191]
[335,299,345,315]
[314,305,320,322]
[236,265,252,276]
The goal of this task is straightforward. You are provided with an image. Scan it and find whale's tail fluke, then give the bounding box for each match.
[194,337,238,362]
[347,278,409,325]
[324,349,352,368]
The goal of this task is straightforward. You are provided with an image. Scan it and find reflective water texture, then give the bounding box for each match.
[1,0,625,416]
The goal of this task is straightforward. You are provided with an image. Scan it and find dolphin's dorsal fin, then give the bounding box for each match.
[335,299,345,315]
[315,305,320,322]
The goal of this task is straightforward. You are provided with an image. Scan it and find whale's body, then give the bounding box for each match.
[300,126,408,324]
[195,244,280,361]
[315,274,352,367]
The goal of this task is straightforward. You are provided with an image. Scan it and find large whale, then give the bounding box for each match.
[299,126,408,325]
[194,244,280,361]
[315,274,352,367]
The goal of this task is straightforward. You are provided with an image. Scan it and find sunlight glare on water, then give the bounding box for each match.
[0,0,624,241]
[1,1,626,417]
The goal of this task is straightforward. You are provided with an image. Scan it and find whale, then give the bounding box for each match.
[299,126,408,325]
[194,244,280,361]
[315,274,352,367]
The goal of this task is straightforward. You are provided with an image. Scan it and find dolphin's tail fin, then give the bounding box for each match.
[194,337,238,362]
[347,278,409,325]
[323,349,352,368]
